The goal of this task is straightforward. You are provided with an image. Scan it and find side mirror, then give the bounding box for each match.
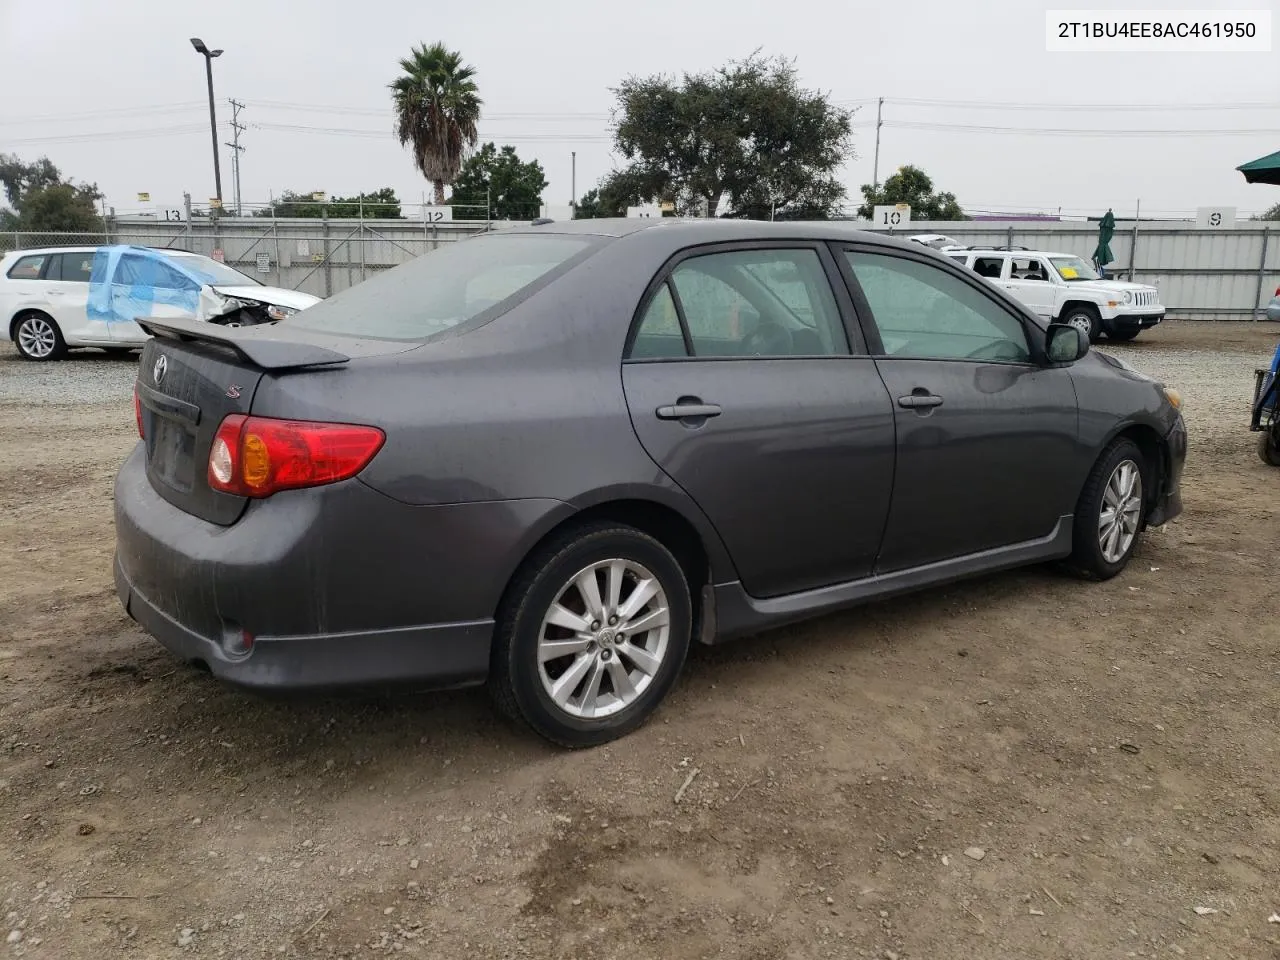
[1046,323,1089,364]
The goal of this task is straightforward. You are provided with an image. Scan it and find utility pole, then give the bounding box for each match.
[571,151,576,219]
[225,99,246,216]
[872,97,885,193]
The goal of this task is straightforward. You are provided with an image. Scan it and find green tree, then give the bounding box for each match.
[0,153,102,232]
[1255,202,1280,221]
[609,52,853,219]
[575,169,660,219]
[254,188,403,218]
[857,164,966,221]
[448,142,548,220]
[390,43,482,205]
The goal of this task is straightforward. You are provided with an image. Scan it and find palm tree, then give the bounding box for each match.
[390,43,482,205]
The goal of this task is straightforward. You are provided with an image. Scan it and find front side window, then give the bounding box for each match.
[664,248,848,359]
[291,234,596,341]
[7,254,47,280]
[117,254,200,291]
[845,251,1031,363]
[1010,257,1050,281]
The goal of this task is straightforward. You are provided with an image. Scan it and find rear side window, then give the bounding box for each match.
[6,254,47,280]
[290,234,596,341]
[972,256,1004,279]
[49,252,95,283]
[653,248,849,359]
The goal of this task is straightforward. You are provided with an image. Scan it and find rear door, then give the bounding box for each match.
[622,243,896,599]
[837,245,1080,573]
[45,251,106,343]
[1000,255,1056,318]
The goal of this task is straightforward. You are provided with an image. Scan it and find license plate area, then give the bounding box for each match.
[147,415,197,493]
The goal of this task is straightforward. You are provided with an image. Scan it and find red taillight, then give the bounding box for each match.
[207,415,385,498]
[1275,286,1279,297]
[133,385,145,439]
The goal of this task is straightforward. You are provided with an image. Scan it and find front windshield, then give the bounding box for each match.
[289,234,596,341]
[168,253,261,287]
[1049,256,1101,282]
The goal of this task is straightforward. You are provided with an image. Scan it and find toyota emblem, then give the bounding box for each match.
[153,354,168,384]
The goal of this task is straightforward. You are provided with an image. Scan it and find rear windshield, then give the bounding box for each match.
[289,233,597,341]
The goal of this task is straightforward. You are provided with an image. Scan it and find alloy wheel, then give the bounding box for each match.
[1098,458,1142,563]
[537,558,671,720]
[17,316,57,359]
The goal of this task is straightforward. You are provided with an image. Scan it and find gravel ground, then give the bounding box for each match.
[1,322,1279,960]
[0,346,138,406]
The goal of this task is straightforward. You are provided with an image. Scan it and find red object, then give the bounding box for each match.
[207,414,385,498]
[133,385,145,439]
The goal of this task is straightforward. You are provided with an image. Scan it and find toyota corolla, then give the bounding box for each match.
[114,219,1186,747]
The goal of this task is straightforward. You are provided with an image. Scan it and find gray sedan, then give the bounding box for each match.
[114,219,1186,747]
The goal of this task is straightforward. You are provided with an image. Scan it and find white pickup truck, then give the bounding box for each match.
[947,248,1165,342]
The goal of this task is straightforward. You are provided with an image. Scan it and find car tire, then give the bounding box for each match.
[1060,304,1101,343]
[1064,437,1148,580]
[12,312,67,361]
[489,522,692,748]
[1259,431,1280,467]
[1107,329,1140,342]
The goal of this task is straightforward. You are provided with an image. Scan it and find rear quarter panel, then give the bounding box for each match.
[245,232,739,581]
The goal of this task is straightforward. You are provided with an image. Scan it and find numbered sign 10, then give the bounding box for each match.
[874,204,912,228]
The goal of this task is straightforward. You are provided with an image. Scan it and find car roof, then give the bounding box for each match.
[965,249,1075,258]
[498,216,927,250]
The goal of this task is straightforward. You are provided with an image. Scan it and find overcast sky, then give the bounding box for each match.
[2,0,1278,220]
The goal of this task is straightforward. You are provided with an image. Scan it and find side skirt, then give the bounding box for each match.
[704,515,1074,643]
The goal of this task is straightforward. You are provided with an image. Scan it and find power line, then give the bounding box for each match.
[885,96,1280,112]
[883,119,1279,137]
[0,103,206,126]
[5,124,208,145]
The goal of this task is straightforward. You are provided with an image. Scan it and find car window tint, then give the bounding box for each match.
[845,251,1031,363]
[669,249,848,358]
[971,256,1004,279]
[630,283,688,359]
[118,254,199,291]
[51,252,94,283]
[1010,257,1048,281]
[7,255,47,280]
[290,234,596,342]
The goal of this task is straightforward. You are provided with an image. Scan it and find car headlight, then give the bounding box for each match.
[1122,291,1132,305]
[266,304,298,321]
[1163,387,1182,410]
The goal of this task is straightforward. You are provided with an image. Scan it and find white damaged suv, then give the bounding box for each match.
[0,246,319,361]
[947,248,1164,342]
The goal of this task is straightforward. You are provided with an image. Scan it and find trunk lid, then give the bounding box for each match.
[133,318,407,526]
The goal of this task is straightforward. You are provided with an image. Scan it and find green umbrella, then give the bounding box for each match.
[1237,149,1280,185]
[1093,208,1115,276]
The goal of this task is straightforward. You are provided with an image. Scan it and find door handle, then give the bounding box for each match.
[897,393,944,409]
[656,400,722,421]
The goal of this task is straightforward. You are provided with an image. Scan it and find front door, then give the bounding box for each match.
[838,246,1080,573]
[622,244,897,599]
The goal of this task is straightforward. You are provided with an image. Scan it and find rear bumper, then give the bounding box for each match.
[1148,414,1186,527]
[113,443,565,691]
[114,554,493,690]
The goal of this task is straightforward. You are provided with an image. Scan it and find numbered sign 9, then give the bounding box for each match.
[873,204,912,228]
[1195,207,1236,229]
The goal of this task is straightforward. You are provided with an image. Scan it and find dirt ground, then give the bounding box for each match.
[2,322,1279,960]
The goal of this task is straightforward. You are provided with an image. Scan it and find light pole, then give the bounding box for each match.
[190,38,224,209]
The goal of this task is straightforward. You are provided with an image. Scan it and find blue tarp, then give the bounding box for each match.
[86,245,216,326]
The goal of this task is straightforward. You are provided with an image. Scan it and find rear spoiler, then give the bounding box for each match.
[136,318,350,370]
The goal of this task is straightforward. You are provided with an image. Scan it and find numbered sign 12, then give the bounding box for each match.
[874,204,911,228]
[423,205,453,223]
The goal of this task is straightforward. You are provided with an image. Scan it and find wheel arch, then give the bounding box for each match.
[491,489,738,642]
[1101,420,1169,519]
[9,307,59,341]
